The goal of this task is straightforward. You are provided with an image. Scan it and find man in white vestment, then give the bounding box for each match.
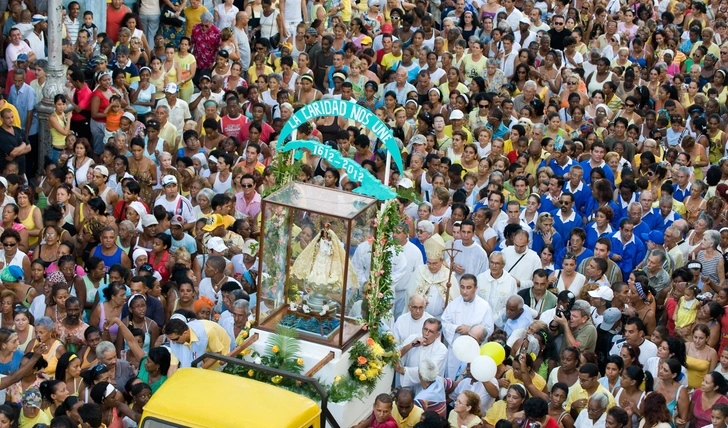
[450,220,489,282]
[394,317,448,393]
[441,274,495,378]
[476,251,518,323]
[405,234,458,319]
[394,223,425,319]
[502,229,541,289]
[392,294,433,344]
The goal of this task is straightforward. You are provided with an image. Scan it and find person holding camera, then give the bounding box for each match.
[521,397,559,428]
[550,299,597,353]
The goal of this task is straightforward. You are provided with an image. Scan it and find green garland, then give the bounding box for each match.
[361,200,402,338]
[263,150,302,197]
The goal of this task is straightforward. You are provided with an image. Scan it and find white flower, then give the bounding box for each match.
[254,356,262,365]
[289,302,298,311]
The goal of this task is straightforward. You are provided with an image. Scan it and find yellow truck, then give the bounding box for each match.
[138,353,340,428]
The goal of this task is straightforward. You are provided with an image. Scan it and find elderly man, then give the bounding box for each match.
[451,220,489,281]
[384,66,417,105]
[393,223,424,318]
[221,299,250,348]
[476,251,518,323]
[645,249,671,294]
[502,229,541,289]
[551,299,597,352]
[588,287,613,327]
[395,318,448,393]
[393,295,433,345]
[500,295,534,336]
[413,359,452,418]
[664,226,685,270]
[406,235,458,318]
[96,340,136,393]
[611,218,645,278]
[410,220,434,263]
[441,275,494,377]
[573,393,609,428]
[513,79,536,113]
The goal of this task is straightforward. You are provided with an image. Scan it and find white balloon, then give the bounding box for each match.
[452,336,481,363]
[470,356,497,382]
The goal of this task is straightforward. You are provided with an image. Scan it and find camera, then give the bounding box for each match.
[696,292,713,304]
[529,423,542,428]
[556,308,571,320]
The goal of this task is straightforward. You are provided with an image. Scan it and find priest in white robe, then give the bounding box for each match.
[441,274,495,378]
[476,251,519,325]
[394,223,425,319]
[351,239,372,288]
[405,234,458,319]
[450,220,489,282]
[392,294,433,344]
[394,317,448,393]
[502,229,541,289]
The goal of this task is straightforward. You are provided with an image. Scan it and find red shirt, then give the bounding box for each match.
[220,114,248,142]
[369,414,397,428]
[665,296,678,336]
[71,84,92,121]
[91,89,110,123]
[106,4,131,43]
[720,307,728,352]
[240,120,274,143]
[4,69,35,96]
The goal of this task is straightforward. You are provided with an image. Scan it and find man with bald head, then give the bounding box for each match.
[503,295,534,336]
[383,66,416,104]
[392,388,423,427]
[393,295,433,344]
[233,11,251,75]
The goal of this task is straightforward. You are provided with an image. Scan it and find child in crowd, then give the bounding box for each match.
[704,403,728,428]
[82,10,98,41]
[675,285,700,333]
[715,348,728,381]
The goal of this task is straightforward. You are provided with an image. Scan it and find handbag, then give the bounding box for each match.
[161,5,186,27]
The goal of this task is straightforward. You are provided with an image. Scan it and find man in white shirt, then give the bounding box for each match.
[499,34,518,79]
[157,83,192,141]
[154,175,195,231]
[573,393,609,428]
[392,294,433,344]
[476,251,518,323]
[64,2,81,45]
[502,229,541,289]
[451,220,489,282]
[495,200,533,243]
[5,28,34,72]
[25,15,46,61]
[394,317,448,393]
[497,0,523,31]
[609,317,658,366]
[529,9,550,33]
[441,274,494,377]
[514,17,537,48]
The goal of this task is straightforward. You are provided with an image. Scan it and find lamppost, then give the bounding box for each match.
[36,0,68,173]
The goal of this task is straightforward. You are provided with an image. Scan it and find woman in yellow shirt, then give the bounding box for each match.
[483,384,527,428]
[174,37,197,102]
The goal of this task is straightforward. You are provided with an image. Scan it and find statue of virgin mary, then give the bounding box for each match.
[291,224,358,310]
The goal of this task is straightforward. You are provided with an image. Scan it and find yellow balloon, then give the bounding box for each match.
[480,342,506,365]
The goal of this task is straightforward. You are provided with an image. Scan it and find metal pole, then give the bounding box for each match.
[36,0,67,174]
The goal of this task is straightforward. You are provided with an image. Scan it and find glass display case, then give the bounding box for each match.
[255,182,378,350]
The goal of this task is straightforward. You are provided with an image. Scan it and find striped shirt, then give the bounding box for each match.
[64,17,80,45]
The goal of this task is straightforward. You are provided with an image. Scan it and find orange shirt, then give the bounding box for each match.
[106,110,123,132]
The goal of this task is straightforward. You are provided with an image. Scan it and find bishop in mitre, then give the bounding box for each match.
[404,234,458,319]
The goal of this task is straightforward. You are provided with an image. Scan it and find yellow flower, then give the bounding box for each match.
[272,375,283,384]
[359,374,367,381]
[297,358,304,366]
[241,330,249,339]
[355,368,363,376]
[334,376,342,383]
[365,369,377,378]
[271,345,280,353]
[242,349,252,356]
[247,370,254,377]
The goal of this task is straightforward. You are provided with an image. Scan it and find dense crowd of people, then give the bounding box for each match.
[0,0,726,425]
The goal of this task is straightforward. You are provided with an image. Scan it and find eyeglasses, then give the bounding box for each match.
[722,51,728,55]
[2,242,15,247]
[241,183,254,188]
[564,253,576,259]
[567,81,577,85]
[479,104,489,108]
[392,16,400,20]
[554,21,564,25]
[416,229,426,234]
[13,305,28,313]
[626,103,635,107]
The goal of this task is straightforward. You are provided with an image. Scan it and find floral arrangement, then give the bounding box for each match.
[346,332,399,394]
[262,150,302,198]
[227,327,305,387]
[361,200,402,337]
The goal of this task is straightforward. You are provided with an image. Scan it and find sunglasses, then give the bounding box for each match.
[2,242,15,248]
[563,253,576,259]
[241,183,254,188]
[567,81,577,85]
[554,21,564,25]
[479,104,489,108]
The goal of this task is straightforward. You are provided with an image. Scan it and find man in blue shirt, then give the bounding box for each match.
[610,218,646,278]
[563,164,589,215]
[7,68,36,176]
[487,109,510,140]
[552,192,583,239]
[580,142,614,185]
[672,166,692,202]
[652,195,682,233]
[539,175,564,214]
